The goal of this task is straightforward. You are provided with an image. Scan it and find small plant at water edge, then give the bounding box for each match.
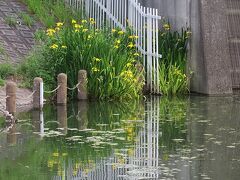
[158,22,191,95]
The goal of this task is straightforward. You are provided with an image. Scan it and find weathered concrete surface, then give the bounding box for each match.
[0,0,42,64]
[140,0,233,95]
[139,0,190,30]
[190,0,232,94]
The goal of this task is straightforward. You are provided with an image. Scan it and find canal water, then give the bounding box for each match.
[0,96,240,180]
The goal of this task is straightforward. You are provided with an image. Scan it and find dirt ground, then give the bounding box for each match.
[0,80,33,114]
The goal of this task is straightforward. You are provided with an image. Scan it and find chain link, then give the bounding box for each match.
[17,91,36,100]
[67,82,81,91]
[44,85,61,94]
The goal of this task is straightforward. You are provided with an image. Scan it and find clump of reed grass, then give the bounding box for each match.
[158,21,191,95]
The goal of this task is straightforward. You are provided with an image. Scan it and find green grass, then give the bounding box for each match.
[0,63,15,79]
[21,0,83,27]
[19,12,34,27]
[4,16,17,27]
[0,63,15,87]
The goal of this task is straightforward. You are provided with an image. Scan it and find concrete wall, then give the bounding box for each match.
[139,0,233,94]
[139,0,190,30]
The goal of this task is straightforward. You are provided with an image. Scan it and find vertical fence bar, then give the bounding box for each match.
[40,81,44,109]
[156,9,160,94]
[152,9,156,94]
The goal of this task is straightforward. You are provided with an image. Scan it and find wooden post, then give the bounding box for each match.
[78,70,88,100]
[57,73,67,105]
[6,81,16,114]
[33,77,43,109]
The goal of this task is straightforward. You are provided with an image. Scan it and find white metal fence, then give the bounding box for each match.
[66,0,162,94]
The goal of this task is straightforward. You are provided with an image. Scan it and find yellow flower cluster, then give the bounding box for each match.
[50,44,67,49]
[118,30,124,35]
[92,67,100,72]
[72,19,77,24]
[128,35,138,39]
[93,57,101,62]
[163,23,170,30]
[173,67,187,79]
[89,18,95,24]
[133,52,140,56]
[126,63,132,68]
[56,22,63,27]
[114,39,121,49]
[127,42,135,48]
[50,44,58,49]
[82,19,87,24]
[46,28,56,36]
[121,70,134,78]
[74,24,83,29]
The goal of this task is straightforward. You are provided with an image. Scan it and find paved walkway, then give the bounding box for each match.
[0,0,42,64]
[0,0,43,111]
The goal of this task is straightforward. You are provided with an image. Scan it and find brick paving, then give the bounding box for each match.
[0,0,42,64]
[0,0,43,109]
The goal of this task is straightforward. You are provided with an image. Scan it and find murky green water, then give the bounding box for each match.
[0,96,240,180]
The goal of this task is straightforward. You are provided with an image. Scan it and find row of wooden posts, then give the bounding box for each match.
[6,70,88,114]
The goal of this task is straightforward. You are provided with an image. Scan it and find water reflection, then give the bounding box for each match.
[0,96,240,179]
[32,110,44,138]
[7,123,17,145]
[57,105,68,135]
[77,101,88,130]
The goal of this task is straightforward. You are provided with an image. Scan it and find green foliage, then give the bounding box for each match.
[34,29,47,42]
[0,78,4,86]
[4,16,17,27]
[19,12,34,27]
[19,22,143,100]
[21,0,83,27]
[158,22,191,95]
[159,62,188,95]
[0,63,15,79]
[17,47,46,88]
[0,63,15,86]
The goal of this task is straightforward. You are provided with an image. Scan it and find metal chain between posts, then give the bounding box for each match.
[17,90,36,100]
[44,85,61,94]
[0,96,9,101]
[16,101,32,107]
[67,82,81,91]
